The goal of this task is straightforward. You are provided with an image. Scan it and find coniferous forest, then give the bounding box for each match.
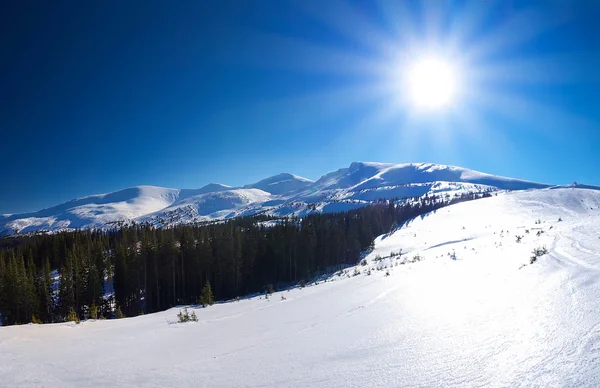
[0,193,490,326]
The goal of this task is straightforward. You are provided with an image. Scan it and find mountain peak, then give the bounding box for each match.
[245,173,314,195]
[0,162,553,235]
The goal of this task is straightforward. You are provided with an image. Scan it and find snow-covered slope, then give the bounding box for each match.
[139,188,274,227]
[315,161,548,191]
[0,186,181,234]
[0,162,554,234]
[245,173,314,195]
[2,188,600,387]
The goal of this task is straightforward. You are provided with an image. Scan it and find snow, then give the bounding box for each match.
[2,187,600,387]
[0,162,557,234]
[245,173,314,195]
[0,186,181,234]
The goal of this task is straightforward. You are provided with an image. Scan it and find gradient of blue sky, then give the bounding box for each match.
[2,0,599,214]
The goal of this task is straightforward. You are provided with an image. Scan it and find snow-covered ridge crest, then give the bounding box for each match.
[0,162,560,235]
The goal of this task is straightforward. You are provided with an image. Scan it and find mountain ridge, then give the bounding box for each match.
[0,161,562,235]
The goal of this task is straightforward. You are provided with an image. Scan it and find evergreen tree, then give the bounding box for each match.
[200,280,214,307]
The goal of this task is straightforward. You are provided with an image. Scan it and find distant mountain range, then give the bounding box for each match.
[0,162,554,235]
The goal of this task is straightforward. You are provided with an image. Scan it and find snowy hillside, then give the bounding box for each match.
[139,188,274,227]
[1,187,599,387]
[0,186,181,234]
[0,162,552,235]
[244,173,314,195]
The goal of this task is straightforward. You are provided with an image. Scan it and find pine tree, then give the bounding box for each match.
[37,258,54,323]
[57,263,75,322]
[67,307,80,323]
[89,303,98,320]
[200,280,214,307]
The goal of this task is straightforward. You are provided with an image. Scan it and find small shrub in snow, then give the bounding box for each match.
[385,270,390,277]
[176,308,198,323]
[68,308,80,324]
[515,235,523,243]
[558,217,563,222]
[89,304,98,320]
[281,295,286,301]
[530,246,549,264]
[360,259,367,266]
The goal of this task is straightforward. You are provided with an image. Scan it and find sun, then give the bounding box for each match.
[405,56,459,110]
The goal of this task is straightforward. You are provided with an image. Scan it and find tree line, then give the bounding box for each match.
[0,192,490,326]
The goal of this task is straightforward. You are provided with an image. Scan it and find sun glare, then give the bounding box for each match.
[405,57,458,110]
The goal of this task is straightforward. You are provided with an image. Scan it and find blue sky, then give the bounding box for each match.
[1,0,599,214]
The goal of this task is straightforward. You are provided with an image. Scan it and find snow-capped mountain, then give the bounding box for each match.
[244,173,314,195]
[0,162,555,235]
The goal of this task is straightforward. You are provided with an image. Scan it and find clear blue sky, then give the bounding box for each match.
[2,0,599,214]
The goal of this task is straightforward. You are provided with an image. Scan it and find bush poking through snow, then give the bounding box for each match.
[516,235,523,243]
[68,308,80,324]
[89,304,98,320]
[360,259,367,266]
[530,246,549,264]
[177,308,198,323]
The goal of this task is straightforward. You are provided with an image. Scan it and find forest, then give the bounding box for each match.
[0,192,490,326]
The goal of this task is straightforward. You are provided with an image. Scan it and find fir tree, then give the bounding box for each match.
[200,280,214,307]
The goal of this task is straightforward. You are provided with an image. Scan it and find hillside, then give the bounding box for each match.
[1,187,599,386]
[0,162,551,234]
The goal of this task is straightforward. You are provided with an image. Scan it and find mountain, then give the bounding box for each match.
[314,161,549,191]
[0,162,556,235]
[0,186,181,234]
[3,187,600,386]
[188,183,233,196]
[245,173,314,195]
